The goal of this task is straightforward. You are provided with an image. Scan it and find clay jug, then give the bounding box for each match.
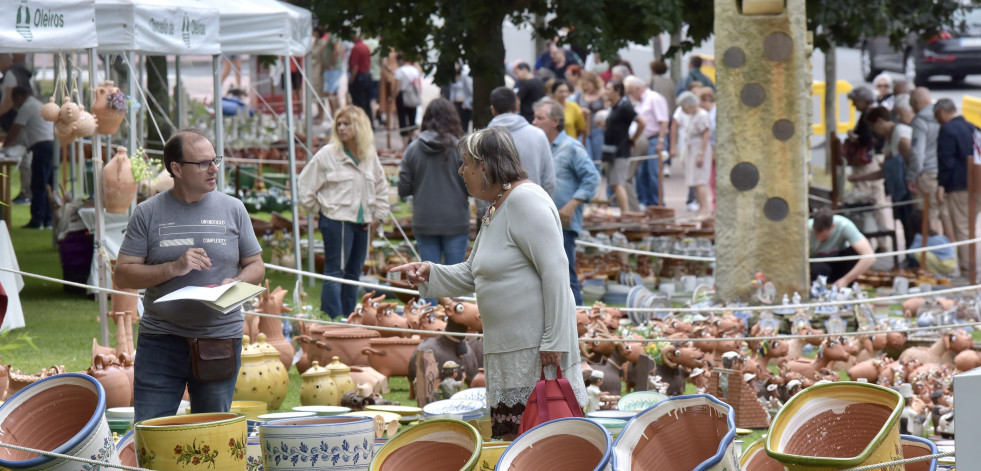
[93,81,125,135]
[104,147,137,214]
[233,336,275,407]
[325,356,356,398]
[72,110,97,138]
[247,281,295,370]
[58,97,79,124]
[87,353,133,409]
[41,97,60,122]
[300,360,339,406]
[254,333,290,409]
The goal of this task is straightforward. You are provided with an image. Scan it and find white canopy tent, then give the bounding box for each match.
[0,0,99,332]
[201,0,312,279]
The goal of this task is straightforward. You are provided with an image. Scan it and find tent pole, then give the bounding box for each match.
[65,54,77,197]
[285,57,302,287]
[213,55,225,191]
[105,56,112,174]
[305,54,315,287]
[175,56,183,129]
[300,55,312,278]
[127,51,137,156]
[89,48,109,347]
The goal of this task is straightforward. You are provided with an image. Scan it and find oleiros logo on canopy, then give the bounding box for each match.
[181,13,207,48]
[15,0,67,42]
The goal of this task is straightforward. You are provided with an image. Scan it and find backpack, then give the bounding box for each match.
[401,83,421,108]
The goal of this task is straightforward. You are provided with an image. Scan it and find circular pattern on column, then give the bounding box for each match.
[730,162,759,191]
[723,47,745,68]
[741,83,766,108]
[764,32,794,62]
[763,197,789,222]
[772,119,795,141]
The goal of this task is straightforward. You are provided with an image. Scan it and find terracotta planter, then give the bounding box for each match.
[765,382,904,471]
[900,435,938,471]
[319,327,381,368]
[0,373,119,471]
[740,439,784,471]
[135,412,247,471]
[92,81,124,134]
[259,416,374,471]
[362,337,422,378]
[104,147,138,214]
[613,394,738,471]
[370,419,482,471]
[498,418,612,471]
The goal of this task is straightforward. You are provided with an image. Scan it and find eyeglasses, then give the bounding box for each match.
[180,155,223,170]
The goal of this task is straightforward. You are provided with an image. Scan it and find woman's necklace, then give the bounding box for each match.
[481,182,512,226]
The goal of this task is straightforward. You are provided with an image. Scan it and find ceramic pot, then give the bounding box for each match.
[117,429,137,468]
[73,110,97,138]
[476,441,509,471]
[87,353,133,408]
[104,147,138,214]
[254,333,290,409]
[370,419,481,471]
[135,412,247,471]
[498,418,612,471]
[470,368,485,388]
[41,97,60,122]
[246,435,263,471]
[613,394,738,471]
[92,81,125,135]
[362,337,422,378]
[234,338,274,408]
[349,366,389,395]
[300,361,340,406]
[54,119,75,145]
[765,382,904,471]
[231,401,268,421]
[900,435,937,471]
[320,327,381,367]
[325,356,357,398]
[259,416,374,471]
[58,98,79,124]
[740,439,783,471]
[0,373,119,471]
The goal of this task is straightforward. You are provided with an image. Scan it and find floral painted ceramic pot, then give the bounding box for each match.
[613,394,738,471]
[134,412,248,471]
[900,435,937,471]
[739,439,783,471]
[260,416,374,471]
[765,382,904,471]
[116,429,137,468]
[0,373,119,471]
[246,435,263,471]
[498,418,611,471]
[370,419,481,471]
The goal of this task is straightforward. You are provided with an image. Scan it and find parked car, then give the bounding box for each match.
[861,7,981,85]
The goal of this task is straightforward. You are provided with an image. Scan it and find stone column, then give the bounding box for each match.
[714,0,813,300]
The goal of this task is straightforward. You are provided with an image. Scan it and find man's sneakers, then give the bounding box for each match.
[663,166,671,177]
[686,201,701,212]
[12,195,29,205]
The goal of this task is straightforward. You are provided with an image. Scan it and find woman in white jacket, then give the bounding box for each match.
[298,106,390,318]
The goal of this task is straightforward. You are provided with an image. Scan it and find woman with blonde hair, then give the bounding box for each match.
[299,106,390,318]
[575,71,606,162]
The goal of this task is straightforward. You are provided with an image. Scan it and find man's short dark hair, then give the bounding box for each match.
[11,85,32,100]
[690,56,703,68]
[934,98,957,114]
[163,128,210,178]
[608,79,625,98]
[812,208,834,233]
[490,86,517,114]
[864,106,891,125]
[515,62,531,73]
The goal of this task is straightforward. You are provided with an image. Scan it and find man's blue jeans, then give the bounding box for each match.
[635,137,661,206]
[564,230,583,306]
[134,334,242,423]
[319,215,369,319]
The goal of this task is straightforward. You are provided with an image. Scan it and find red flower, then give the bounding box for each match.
[229,438,236,447]
[192,457,201,465]
[201,446,210,454]
[174,446,183,455]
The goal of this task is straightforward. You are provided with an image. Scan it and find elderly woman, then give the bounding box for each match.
[873,73,895,110]
[391,127,586,439]
[679,91,712,213]
[299,106,390,318]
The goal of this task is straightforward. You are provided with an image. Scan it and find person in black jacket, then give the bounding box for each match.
[934,98,980,273]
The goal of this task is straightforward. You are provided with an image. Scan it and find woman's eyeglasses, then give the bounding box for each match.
[180,155,223,170]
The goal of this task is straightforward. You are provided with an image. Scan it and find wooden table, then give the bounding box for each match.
[0,158,18,231]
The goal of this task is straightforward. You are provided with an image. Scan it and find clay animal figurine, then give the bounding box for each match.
[438,297,483,332]
[347,291,387,325]
[954,349,981,372]
[374,303,410,337]
[781,338,850,380]
[898,328,974,366]
[647,342,707,396]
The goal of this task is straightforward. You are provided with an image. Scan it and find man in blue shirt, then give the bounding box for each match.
[533,98,601,305]
[934,98,980,273]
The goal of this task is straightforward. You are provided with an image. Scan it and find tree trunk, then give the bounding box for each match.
[652,34,663,61]
[669,31,682,84]
[471,14,507,129]
[145,55,173,148]
[534,15,547,60]
[824,44,840,207]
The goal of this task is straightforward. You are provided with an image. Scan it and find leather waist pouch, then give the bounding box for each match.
[187,337,237,382]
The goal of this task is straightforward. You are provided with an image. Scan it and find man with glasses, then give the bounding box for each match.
[116,129,265,422]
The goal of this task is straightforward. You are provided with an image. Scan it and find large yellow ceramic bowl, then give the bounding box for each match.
[230,401,268,421]
[135,413,248,471]
[369,419,481,471]
[475,441,510,471]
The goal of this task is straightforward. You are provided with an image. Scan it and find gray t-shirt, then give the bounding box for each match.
[119,190,262,338]
[13,95,53,148]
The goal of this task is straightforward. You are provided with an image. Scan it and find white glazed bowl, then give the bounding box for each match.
[497,418,612,471]
[259,416,374,471]
[291,405,351,416]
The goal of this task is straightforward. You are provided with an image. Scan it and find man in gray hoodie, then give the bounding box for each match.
[488,86,556,195]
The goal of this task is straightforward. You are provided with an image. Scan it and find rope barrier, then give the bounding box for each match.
[0,442,148,471]
[577,240,714,262]
[839,451,954,471]
[832,198,921,215]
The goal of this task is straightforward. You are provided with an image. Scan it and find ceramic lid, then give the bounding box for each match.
[240,335,262,358]
[253,333,280,357]
[325,357,350,375]
[301,360,331,378]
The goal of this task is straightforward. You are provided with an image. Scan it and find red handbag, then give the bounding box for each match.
[517,366,584,435]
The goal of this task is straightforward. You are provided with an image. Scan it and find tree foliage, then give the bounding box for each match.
[805,0,974,51]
